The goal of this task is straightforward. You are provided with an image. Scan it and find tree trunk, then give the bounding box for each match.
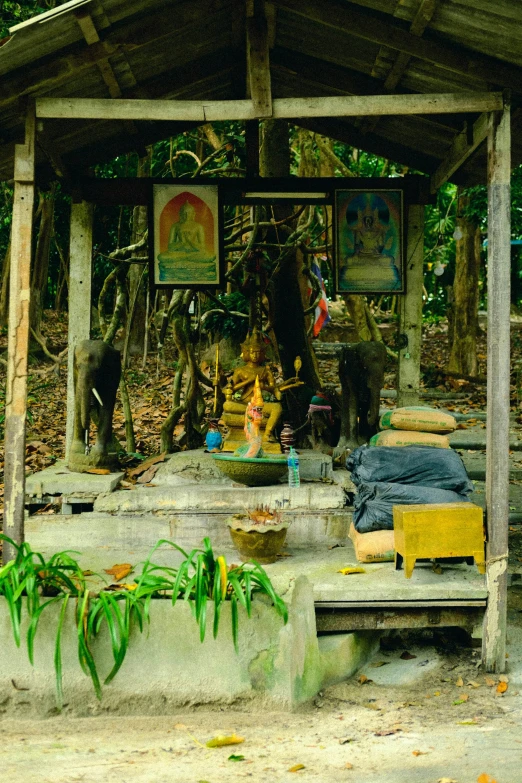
[30,188,55,333]
[127,152,150,358]
[447,191,481,377]
[260,120,321,391]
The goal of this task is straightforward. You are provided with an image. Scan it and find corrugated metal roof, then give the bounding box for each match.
[0,0,520,183]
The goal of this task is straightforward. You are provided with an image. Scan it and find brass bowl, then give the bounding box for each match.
[228,526,288,564]
[212,454,287,486]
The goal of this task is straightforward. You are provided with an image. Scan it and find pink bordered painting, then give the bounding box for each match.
[152,185,221,287]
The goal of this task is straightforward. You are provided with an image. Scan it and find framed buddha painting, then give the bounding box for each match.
[152,184,222,288]
[334,189,404,294]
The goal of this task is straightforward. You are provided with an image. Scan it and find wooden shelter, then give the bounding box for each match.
[1,0,518,671]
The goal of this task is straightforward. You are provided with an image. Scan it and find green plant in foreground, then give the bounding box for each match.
[0,535,288,706]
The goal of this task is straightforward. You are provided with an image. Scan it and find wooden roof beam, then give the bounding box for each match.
[362,0,438,136]
[271,0,522,93]
[384,0,438,91]
[74,8,121,98]
[35,92,503,122]
[430,112,488,192]
[246,0,273,117]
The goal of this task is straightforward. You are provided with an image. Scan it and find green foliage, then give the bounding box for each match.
[0,1,47,38]
[201,291,250,341]
[0,534,287,706]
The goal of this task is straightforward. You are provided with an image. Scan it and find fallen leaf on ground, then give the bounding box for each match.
[137,465,160,483]
[206,734,244,748]
[288,764,305,772]
[174,723,187,730]
[375,729,401,736]
[412,750,428,756]
[467,681,480,688]
[477,775,497,783]
[438,778,458,783]
[458,720,479,725]
[358,674,372,684]
[485,677,496,687]
[455,676,464,687]
[338,567,366,575]
[496,681,508,694]
[228,754,245,762]
[338,738,355,745]
[498,674,509,683]
[103,563,133,581]
[400,651,417,660]
[432,562,443,574]
[85,468,111,475]
[370,661,390,668]
[127,452,166,478]
[344,762,353,769]
[453,694,469,705]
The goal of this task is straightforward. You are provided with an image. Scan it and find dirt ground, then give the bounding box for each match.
[1,608,522,783]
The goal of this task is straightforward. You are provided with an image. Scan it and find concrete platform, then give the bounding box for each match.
[24,515,487,606]
[93,482,349,514]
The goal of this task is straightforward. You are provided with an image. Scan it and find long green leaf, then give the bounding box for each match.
[54,594,70,708]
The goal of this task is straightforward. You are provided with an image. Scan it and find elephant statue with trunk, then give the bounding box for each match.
[67,340,121,473]
[335,341,387,457]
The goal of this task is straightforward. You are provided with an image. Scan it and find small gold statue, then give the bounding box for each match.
[221,327,303,453]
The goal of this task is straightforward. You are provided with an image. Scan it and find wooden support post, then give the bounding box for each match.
[483,97,511,673]
[246,0,273,118]
[65,201,93,461]
[3,104,36,564]
[397,204,424,407]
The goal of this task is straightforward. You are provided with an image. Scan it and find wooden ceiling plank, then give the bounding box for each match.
[271,0,522,92]
[246,0,273,117]
[430,112,489,192]
[35,92,502,122]
[74,9,122,98]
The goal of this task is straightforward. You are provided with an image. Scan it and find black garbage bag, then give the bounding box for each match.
[353,481,471,533]
[347,445,473,495]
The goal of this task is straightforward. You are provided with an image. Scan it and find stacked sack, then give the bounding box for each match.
[370,406,457,449]
[347,443,473,534]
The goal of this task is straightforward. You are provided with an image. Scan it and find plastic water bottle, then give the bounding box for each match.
[287,446,300,488]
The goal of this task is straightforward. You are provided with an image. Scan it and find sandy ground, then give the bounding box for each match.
[2,618,522,783]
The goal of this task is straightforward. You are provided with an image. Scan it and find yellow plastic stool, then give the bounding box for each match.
[393,502,485,579]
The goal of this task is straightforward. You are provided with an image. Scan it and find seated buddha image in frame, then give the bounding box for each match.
[335,189,404,294]
[152,184,221,288]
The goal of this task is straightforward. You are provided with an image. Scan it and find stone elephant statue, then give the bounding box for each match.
[67,340,121,473]
[335,341,387,456]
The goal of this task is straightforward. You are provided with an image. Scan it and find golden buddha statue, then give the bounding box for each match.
[222,328,283,454]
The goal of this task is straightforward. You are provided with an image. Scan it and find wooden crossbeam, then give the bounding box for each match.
[246,0,273,117]
[35,92,503,122]
[384,0,438,91]
[271,0,522,92]
[431,113,488,192]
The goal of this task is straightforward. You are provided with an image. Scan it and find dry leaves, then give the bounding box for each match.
[412,750,428,756]
[400,651,417,660]
[438,778,458,783]
[344,762,353,769]
[496,681,508,694]
[338,567,366,575]
[455,676,464,687]
[206,734,244,748]
[85,467,111,475]
[358,674,372,685]
[127,453,166,479]
[103,563,133,581]
[288,764,305,772]
[477,775,497,783]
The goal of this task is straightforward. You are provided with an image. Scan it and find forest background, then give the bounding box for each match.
[2,0,522,494]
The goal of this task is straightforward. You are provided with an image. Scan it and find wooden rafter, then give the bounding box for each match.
[246,0,273,117]
[430,113,488,192]
[271,0,522,92]
[361,0,438,136]
[35,93,503,122]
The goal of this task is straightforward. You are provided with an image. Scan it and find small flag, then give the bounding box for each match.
[309,258,331,337]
